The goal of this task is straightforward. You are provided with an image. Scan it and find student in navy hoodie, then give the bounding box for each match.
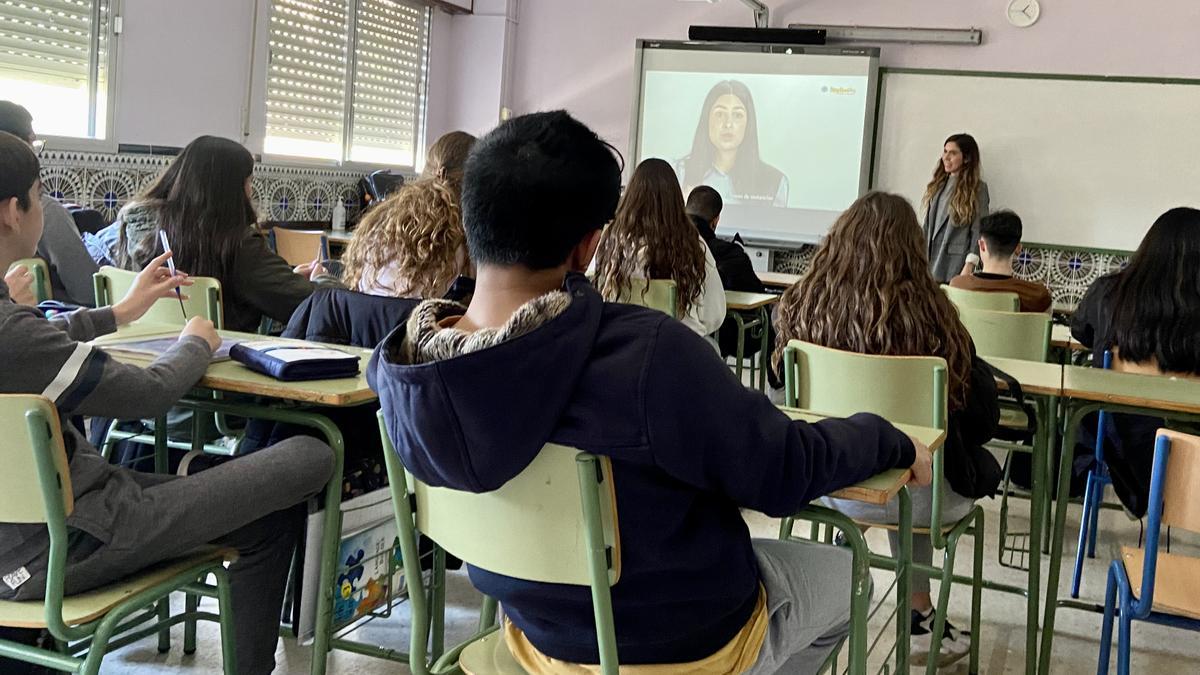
[369,111,932,674]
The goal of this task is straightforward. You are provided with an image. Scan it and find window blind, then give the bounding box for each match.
[348,0,428,165]
[0,0,103,84]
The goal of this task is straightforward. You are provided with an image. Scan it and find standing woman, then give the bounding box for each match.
[922,133,989,283]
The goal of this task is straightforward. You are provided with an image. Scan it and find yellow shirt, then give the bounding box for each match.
[502,585,768,675]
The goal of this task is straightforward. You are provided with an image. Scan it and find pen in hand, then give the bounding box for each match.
[159,230,188,320]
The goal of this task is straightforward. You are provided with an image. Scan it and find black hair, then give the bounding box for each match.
[0,131,39,211]
[979,210,1023,257]
[118,135,256,281]
[685,185,723,223]
[0,102,34,142]
[461,110,622,269]
[680,80,784,202]
[1109,207,1200,373]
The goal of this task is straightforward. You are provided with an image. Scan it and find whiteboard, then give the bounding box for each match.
[873,71,1200,251]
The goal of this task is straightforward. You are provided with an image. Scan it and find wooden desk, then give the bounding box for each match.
[757,271,801,289]
[1049,323,1088,353]
[985,356,1065,396]
[326,230,353,247]
[94,328,376,407]
[724,291,779,391]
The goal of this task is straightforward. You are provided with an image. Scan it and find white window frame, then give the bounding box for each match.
[13,0,124,154]
[259,0,432,171]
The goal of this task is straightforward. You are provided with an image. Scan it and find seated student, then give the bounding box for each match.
[369,111,933,674]
[0,132,333,675]
[109,135,338,332]
[0,102,99,306]
[774,192,1000,667]
[948,210,1052,312]
[420,130,477,191]
[1070,207,1200,516]
[686,185,773,359]
[595,158,726,340]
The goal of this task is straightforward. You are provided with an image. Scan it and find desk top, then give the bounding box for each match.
[780,407,945,505]
[757,271,801,288]
[726,291,780,311]
[1050,324,1087,352]
[326,230,353,245]
[984,356,1065,396]
[1062,366,1200,415]
[93,326,377,407]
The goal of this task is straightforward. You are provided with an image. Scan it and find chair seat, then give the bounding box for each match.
[1122,546,1200,621]
[460,629,528,675]
[0,547,235,629]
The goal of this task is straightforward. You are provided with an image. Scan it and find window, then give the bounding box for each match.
[0,0,114,140]
[264,0,430,167]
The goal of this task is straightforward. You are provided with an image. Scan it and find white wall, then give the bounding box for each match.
[423,0,515,142]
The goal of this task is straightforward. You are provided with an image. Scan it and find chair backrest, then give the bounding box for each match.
[271,228,329,267]
[93,266,223,327]
[956,306,1052,362]
[0,395,72,524]
[614,279,678,319]
[1157,430,1200,534]
[7,257,51,303]
[783,339,947,429]
[942,284,1020,312]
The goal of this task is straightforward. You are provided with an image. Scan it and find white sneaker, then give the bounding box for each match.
[909,609,970,667]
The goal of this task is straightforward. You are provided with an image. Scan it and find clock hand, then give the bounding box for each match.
[1022,3,1032,16]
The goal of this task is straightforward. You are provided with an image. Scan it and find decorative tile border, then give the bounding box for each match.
[773,244,1130,311]
[40,150,386,224]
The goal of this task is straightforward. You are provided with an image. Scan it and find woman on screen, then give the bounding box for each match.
[921,133,990,283]
[676,80,788,207]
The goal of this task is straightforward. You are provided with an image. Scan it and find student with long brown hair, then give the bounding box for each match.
[594,157,726,339]
[774,191,1000,667]
[921,133,990,283]
[421,130,477,194]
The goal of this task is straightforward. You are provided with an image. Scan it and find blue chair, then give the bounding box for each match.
[1071,350,1114,598]
[1097,430,1200,675]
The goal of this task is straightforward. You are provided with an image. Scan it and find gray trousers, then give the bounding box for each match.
[745,538,856,675]
[822,484,975,594]
[12,437,333,675]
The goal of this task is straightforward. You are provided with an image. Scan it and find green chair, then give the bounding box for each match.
[93,265,223,328]
[615,279,678,319]
[779,340,984,675]
[956,306,1052,570]
[0,395,237,674]
[941,284,1020,312]
[378,412,621,675]
[6,257,51,303]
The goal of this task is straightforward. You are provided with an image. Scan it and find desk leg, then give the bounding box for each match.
[757,306,770,392]
[1038,403,1082,675]
[896,487,912,671]
[1025,395,1053,675]
[310,431,346,675]
[154,418,171,654]
[730,312,746,384]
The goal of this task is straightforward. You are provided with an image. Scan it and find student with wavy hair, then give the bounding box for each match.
[773,191,1000,667]
[921,133,990,283]
[421,130,477,195]
[109,135,336,332]
[1070,207,1200,515]
[594,157,726,339]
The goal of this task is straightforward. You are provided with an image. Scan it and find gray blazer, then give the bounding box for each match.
[923,180,989,283]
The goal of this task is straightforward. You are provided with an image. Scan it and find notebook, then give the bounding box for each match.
[230,341,361,381]
[101,336,242,362]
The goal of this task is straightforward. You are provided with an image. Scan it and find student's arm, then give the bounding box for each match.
[233,233,342,324]
[1070,277,1111,348]
[693,244,727,336]
[643,319,915,517]
[0,306,211,419]
[36,198,100,307]
[955,353,1001,449]
[1029,285,1053,313]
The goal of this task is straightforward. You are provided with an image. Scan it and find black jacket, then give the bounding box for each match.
[692,215,773,358]
[948,352,1003,498]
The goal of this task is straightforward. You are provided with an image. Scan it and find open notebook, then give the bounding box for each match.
[100,336,243,362]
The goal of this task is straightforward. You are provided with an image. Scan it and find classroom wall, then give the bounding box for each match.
[501,0,1200,156]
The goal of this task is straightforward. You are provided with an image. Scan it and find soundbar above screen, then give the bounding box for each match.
[630,40,880,245]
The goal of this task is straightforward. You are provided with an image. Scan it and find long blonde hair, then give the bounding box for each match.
[921,133,982,228]
[773,192,974,410]
[341,179,466,298]
[594,158,706,314]
[421,131,476,195]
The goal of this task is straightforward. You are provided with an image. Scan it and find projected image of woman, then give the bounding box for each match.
[676,80,788,207]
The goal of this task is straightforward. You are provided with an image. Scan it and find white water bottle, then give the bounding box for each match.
[331,200,347,231]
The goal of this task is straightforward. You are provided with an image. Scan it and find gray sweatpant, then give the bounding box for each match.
[745,538,856,675]
[10,436,333,675]
[822,484,975,594]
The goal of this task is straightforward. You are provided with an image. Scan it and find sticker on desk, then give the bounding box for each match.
[238,342,356,362]
[3,566,30,590]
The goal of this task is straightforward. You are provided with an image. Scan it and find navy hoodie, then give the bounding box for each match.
[368,273,914,665]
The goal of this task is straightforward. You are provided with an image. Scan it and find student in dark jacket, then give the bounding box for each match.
[1070,207,1200,516]
[774,192,1001,667]
[686,185,776,360]
[112,136,338,333]
[369,111,932,673]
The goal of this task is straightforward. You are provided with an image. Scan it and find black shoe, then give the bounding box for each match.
[909,609,970,667]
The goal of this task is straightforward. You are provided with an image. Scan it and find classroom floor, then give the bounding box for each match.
[97,484,1200,674]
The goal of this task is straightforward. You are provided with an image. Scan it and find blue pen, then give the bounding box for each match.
[159,230,188,320]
